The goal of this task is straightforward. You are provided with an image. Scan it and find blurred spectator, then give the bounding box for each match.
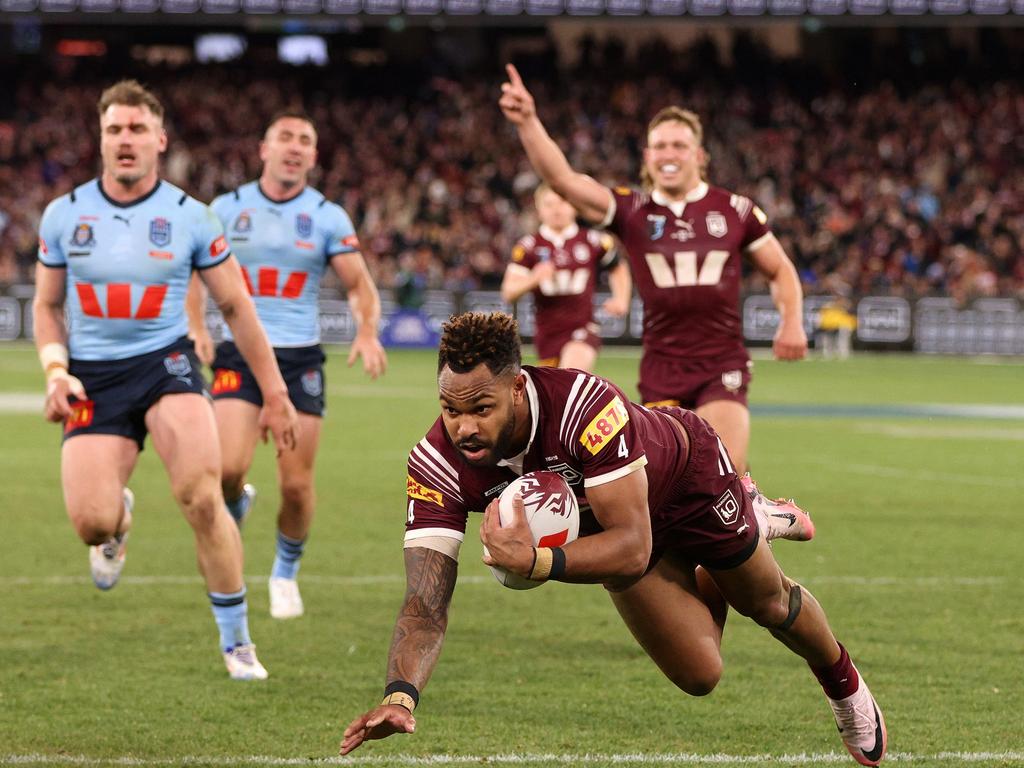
[1,36,1021,306]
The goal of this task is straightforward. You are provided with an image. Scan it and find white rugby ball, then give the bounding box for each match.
[486,471,580,590]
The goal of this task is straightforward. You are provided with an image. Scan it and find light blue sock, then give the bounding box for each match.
[271,531,305,580]
[225,493,251,524]
[209,588,252,651]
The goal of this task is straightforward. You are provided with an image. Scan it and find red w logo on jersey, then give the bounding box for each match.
[240,267,308,299]
[75,283,168,319]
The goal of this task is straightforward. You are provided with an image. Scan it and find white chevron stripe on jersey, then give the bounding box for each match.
[729,193,753,220]
[410,439,464,503]
[561,375,610,453]
[559,373,587,444]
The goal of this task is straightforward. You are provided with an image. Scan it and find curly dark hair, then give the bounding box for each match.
[438,312,521,376]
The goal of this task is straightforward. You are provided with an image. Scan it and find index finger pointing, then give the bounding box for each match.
[505,63,523,87]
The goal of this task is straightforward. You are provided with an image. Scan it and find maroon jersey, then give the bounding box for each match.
[404,366,755,569]
[602,183,772,361]
[509,225,617,360]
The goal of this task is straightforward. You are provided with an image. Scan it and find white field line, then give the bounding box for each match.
[4,752,1024,765]
[803,456,1024,489]
[857,423,1024,441]
[0,573,1007,588]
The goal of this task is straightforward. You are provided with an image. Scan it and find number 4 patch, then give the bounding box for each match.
[617,434,628,458]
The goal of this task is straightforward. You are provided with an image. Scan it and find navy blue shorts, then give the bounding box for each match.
[210,341,326,418]
[65,336,208,450]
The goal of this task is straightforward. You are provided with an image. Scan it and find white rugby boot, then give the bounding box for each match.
[827,671,888,766]
[89,488,134,591]
[742,474,815,542]
[222,643,269,681]
[269,577,305,620]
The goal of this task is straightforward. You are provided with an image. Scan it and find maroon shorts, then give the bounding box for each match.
[646,408,759,571]
[639,354,753,410]
[534,322,602,366]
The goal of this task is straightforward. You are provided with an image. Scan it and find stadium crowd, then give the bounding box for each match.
[1,33,1021,303]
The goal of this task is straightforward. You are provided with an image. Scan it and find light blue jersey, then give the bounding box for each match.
[38,179,230,361]
[211,182,359,347]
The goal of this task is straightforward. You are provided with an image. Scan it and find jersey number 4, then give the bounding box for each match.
[644,250,729,288]
[76,283,167,319]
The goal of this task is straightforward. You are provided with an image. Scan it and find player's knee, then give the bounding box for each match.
[279,478,314,514]
[173,473,221,528]
[74,518,118,546]
[667,657,722,697]
[67,503,119,544]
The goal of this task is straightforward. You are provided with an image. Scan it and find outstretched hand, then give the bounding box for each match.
[340,704,416,756]
[499,64,536,126]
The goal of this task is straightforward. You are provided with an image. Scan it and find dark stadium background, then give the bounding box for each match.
[0,17,1020,353]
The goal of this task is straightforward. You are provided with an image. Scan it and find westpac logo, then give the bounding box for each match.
[75,283,168,320]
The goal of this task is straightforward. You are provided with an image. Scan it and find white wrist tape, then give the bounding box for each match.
[39,343,69,376]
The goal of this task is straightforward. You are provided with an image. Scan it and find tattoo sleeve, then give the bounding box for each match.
[385,546,458,692]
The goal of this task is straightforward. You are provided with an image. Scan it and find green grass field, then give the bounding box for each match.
[1,343,1022,767]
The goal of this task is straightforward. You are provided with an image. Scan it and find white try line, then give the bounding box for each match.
[0,573,1007,588]
[4,752,1024,766]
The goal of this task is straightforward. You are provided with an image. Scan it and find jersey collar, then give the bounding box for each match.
[497,369,540,477]
[538,223,579,249]
[651,182,708,217]
[97,178,163,209]
[256,180,306,205]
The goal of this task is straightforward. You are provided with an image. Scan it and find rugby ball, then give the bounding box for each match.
[486,471,580,590]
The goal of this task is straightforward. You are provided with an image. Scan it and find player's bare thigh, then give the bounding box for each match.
[695,399,749,473]
[558,340,598,372]
[212,398,262,493]
[608,552,725,696]
[145,393,222,503]
[61,434,139,544]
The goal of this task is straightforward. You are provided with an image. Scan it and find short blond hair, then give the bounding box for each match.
[97,80,164,122]
[641,106,709,188]
[533,181,558,206]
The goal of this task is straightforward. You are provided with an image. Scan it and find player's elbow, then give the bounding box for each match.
[616,530,651,579]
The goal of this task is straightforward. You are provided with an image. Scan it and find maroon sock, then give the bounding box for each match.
[811,642,860,700]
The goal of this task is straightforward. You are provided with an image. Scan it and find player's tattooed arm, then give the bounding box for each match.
[386,546,458,692]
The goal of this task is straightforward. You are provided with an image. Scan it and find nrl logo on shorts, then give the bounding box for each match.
[301,370,322,397]
[149,218,172,247]
[706,212,728,238]
[71,223,95,248]
[295,213,313,239]
[721,370,742,392]
[712,488,740,526]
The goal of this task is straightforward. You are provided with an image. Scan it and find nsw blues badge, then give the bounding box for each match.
[149,217,172,247]
[295,213,313,239]
[301,370,322,397]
